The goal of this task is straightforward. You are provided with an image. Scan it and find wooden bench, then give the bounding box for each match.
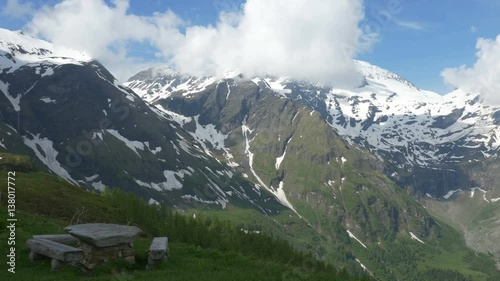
[147,237,168,269]
[32,234,79,246]
[26,238,84,270]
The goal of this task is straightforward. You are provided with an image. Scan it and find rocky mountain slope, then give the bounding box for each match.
[0,28,283,214]
[125,62,500,198]
[125,59,500,276]
[126,64,500,279]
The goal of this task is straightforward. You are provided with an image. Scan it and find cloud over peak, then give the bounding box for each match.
[26,0,368,87]
[442,35,500,104]
[173,0,366,87]
[1,0,33,18]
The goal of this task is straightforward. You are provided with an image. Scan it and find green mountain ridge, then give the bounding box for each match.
[0,153,370,281]
[1,152,497,280]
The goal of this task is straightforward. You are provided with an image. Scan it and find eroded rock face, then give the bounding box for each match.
[64,223,142,247]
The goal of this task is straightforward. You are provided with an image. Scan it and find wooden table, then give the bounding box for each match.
[64,223,142,269]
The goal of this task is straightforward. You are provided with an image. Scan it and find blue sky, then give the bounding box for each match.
[360,0,500,93]
[0,0,499,94]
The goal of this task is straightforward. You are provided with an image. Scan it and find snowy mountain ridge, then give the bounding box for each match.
[0,28,91,74]
[126,61,500,196]
[0,28,286,214]
[125,60,430,102]
[2,27,499,198]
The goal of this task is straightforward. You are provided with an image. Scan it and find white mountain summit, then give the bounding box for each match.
[125,60,500,180]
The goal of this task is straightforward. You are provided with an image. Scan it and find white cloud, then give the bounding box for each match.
[1,0,33,18]
[26,0,368,87]
[171,0,367,87]
[394,19,424,31]
[27,0,184,81]
[442,35,500,104]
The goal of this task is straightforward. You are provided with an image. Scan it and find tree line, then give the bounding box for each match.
[102,188,373,281]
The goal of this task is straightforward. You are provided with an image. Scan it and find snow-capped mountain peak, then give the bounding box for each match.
[125,60,437,104]
[150,66,180,78]
[0,28,91,74]
[125,60,500,197]
[354,60,419,90]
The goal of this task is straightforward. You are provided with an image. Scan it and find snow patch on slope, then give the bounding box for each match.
[347,230,367,249]
[23,133,78,185]
[181,194,221,206]
[409,232,425,244]
[191,116,227,153]
[275,137,292,170]
[0,81,20,111]
[105,129,144,157]
[264,77,292,96]
[470,187,487,198]
[135,170,187,192]
[355,258,368,271]
[156,105,192,125]
[241,116,301,216]
[148,198,160,206]
[156,105,227,151]
[91,181,106,192]
[40,97,56,104]
[276,181,295,213]
[41,67,54,77]
[84,174,99,182]
[443,189,461,199]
